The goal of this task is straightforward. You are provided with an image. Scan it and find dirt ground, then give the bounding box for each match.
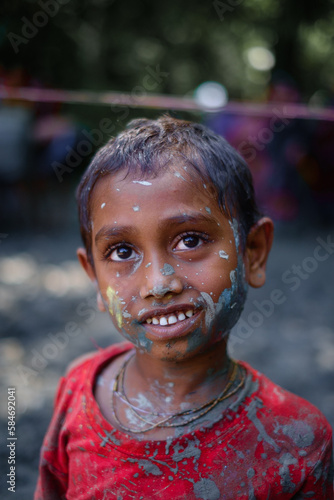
[1,223,334,499]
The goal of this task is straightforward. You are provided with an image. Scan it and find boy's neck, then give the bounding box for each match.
[125,340,230,411]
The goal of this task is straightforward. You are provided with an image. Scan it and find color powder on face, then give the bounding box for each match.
[219,250,229,260]
[215,218,248,333]
[215,264,248,333]
[197,260,247,340]
[160,263,175,276]
[106,286,123,328]
[193,218,248,344]
[132,180,152,186]
[174,171,186,181]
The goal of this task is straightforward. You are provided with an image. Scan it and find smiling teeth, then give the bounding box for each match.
[168,315,177,325]
[145,310,195,326]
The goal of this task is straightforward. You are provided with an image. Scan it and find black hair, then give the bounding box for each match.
[76,115,261,263]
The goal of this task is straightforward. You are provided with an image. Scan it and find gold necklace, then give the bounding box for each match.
[110,353,246,434]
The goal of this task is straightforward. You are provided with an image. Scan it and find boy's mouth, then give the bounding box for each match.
[139,306,202,342]
[145,309,194,326]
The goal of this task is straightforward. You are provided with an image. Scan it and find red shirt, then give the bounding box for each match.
[35,342,333,499]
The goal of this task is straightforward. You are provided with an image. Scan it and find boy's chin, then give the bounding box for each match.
[114,319,231,362]
[127,334,229,363]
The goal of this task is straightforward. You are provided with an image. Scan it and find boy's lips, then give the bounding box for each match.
[139,305,203,341]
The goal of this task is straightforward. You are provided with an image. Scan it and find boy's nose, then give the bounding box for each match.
[139,262,183,299]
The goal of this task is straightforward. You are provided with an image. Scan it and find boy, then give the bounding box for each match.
[35,116,333,499]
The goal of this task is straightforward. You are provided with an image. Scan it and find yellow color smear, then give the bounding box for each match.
[106,286,123,328]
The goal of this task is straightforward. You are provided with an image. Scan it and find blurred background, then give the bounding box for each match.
[0,0,334,497]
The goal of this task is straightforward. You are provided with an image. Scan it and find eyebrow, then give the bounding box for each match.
[94,212,218,244]
[157,213,217,229]
[95,226,135,244]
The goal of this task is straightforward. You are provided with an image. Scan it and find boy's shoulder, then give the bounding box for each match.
[65,341,133,377]
[241,361,332,444]
[54,341,133,406]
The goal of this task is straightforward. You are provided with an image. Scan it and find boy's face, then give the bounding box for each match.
[79,166,257,362]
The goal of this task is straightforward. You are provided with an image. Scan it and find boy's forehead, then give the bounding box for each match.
[88,166,241,250]
[90,165,219,213]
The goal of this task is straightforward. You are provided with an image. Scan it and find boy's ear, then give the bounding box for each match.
[77,247,96,282]
[244,217,274,288]
[77,248,106,312]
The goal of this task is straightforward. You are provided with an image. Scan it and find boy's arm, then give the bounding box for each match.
[296,434,333,499]
[34,464,68,500]
[34,376,69,500]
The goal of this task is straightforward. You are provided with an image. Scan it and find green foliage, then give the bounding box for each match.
[1,0,334,100]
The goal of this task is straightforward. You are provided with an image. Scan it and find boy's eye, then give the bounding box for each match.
[110,245,136,261]
[176,235,202,250]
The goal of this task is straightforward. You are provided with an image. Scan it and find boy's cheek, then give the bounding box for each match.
[102,287,141,332]
[99,285,125,329]
[109,315,153,352]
